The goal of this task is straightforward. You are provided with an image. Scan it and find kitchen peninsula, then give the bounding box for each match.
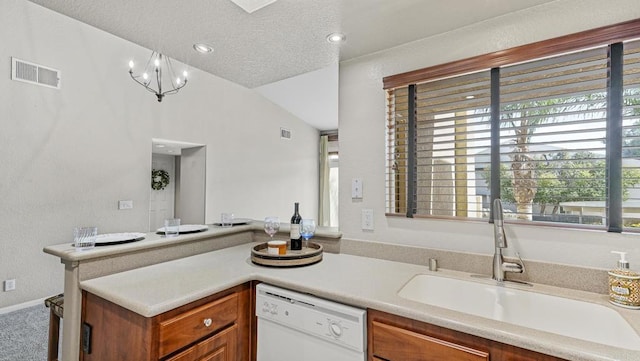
[43,223,341,361]
[44,226,640,361]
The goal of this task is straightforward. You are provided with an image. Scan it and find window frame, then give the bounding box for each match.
[384,19,640,232]
[383,19,640,90]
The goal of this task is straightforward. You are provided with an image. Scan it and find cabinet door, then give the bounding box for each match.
[82,283,250,361]
[165,324,237,361]
[372,321,489,361]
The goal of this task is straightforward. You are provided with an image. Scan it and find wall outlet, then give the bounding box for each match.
[362,209,374,231]
[118,200,134,210]
[4,279,16,292]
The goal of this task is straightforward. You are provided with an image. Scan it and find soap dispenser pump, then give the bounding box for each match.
[612,251,630,269]
[608,251,640,309]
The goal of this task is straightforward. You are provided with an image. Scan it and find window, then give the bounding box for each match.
[328,152,339,227]
[622,41,640,229]
[386,72,492,217]
[385,19,640,232]
[319,133,339,227]
[499,47,609,224]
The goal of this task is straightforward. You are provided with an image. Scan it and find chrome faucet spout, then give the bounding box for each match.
[493,199,507,249]
[491,199,524,282]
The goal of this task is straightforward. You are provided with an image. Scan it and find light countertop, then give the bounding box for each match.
[43,222,340,262]
[80,243,640,361]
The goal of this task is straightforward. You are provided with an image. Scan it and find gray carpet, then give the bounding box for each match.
[0,304,51,361]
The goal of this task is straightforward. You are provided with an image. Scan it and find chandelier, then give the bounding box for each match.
[128,52,188,102]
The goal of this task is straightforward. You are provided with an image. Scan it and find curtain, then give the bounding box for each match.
[319,135,331,226]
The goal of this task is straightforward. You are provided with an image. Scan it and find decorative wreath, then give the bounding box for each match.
[151,169,170,190]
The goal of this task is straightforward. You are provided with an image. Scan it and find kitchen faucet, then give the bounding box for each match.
[492,199,525,282]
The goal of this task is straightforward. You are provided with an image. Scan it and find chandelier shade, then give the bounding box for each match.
[128,52,188,102]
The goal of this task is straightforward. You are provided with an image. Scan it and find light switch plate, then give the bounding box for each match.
[352,178,363,199]
[362,209,374,230]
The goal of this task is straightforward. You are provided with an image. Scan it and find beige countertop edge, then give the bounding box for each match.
[79,243,638,361]
[42,222,342,261]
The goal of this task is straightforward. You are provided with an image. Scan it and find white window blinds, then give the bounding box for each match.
[387,72,492,218]
[622,40,640,230]
[499,47,609,225]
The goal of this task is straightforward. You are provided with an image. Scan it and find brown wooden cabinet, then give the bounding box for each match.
[81,283,252,361]
[368,309,569,361]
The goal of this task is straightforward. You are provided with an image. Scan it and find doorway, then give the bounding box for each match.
[150,153,176,230]
[150,139,206,231]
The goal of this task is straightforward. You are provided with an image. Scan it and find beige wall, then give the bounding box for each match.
[0,0,318,308]
[339,0,640,269]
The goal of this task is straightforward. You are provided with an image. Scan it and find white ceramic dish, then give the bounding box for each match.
[94,232,146,246]
[156,224,209,234]
[212,218,252,226]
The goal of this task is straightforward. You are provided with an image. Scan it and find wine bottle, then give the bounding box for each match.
[290,202,302,250]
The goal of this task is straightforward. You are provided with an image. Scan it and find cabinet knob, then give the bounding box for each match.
[203,318,212,327]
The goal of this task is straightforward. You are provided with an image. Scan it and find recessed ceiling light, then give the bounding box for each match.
[326,33,346,44]
[193,43,214,54]
[155,144,166,148]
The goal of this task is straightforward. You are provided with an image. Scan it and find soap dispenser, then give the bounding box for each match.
[608,251,640,309]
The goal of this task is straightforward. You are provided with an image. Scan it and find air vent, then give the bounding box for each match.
[280,127,291,140]
[11,57,60,89]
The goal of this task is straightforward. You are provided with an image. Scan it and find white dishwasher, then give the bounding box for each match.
[255,283,367,361]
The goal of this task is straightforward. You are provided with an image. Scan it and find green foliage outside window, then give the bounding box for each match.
[483,151,640,217]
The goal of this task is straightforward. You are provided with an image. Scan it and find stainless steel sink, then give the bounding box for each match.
[398,274,640,350]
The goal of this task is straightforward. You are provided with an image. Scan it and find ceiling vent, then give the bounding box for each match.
[11,57,61,89]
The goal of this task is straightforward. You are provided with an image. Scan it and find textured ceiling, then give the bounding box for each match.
[27,0,555,88]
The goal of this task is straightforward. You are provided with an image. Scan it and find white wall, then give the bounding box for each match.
[339,0,640,269]
[256,63,339,131]
[0,0,318,308]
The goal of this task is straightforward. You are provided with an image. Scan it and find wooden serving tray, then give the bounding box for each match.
[251,241,323,267]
